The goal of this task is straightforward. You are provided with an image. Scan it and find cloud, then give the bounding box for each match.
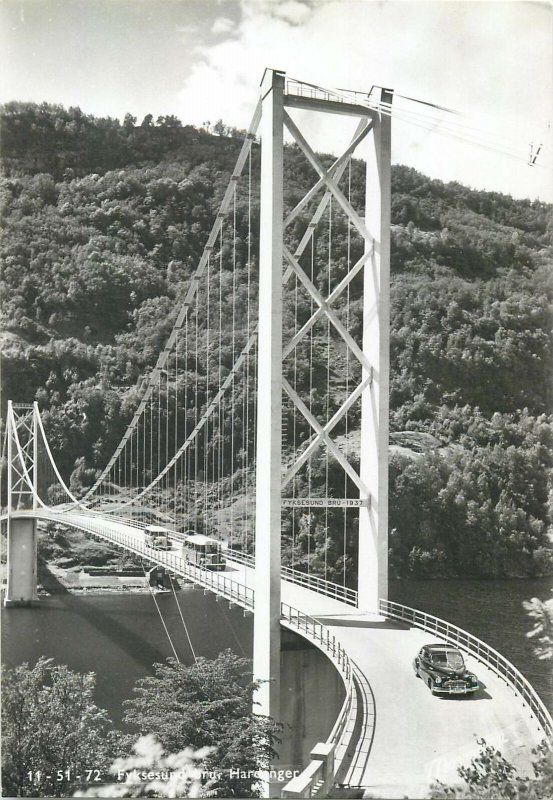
[242,0,315,26]
[267,0,314,26]
[211,16,236,35]
[176,0,552,200]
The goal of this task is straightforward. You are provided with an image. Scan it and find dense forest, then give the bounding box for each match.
[1,101,552,579]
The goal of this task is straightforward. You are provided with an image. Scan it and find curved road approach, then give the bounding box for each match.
[31,511,548,798]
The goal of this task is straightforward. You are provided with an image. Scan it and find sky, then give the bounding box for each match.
[0,0,552,201]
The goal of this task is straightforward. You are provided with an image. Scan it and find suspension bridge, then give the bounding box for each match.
[2,70,551,798]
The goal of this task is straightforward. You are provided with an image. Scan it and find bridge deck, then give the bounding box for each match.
[318,614,542,796]
[230,551,544,794]
[35,511,546,798]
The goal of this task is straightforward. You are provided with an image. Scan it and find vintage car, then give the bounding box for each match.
[413,644,479,695]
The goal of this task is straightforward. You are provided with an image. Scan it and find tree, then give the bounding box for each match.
[123,113,136,130]
[122,651,281,797]
[524,591,553,660]
[430,738,553,799]
[75,735,211,798]
[156,115,182,128]
[213,119,227,137]
[1,658,114,797]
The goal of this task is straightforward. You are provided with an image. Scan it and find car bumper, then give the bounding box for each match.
[433,684,479,694]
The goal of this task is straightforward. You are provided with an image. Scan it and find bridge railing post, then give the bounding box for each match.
[310,742,335,788]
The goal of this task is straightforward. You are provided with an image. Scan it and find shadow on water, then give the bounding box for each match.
[2,578,345,760]
[50,598,168,667]
[35,561,168,665]
[37,557,70,593]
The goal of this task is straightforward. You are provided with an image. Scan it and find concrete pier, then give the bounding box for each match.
[4,515,40,607]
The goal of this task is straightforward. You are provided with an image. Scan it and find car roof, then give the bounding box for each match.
[425,643,461,652]
[184,534,220,545]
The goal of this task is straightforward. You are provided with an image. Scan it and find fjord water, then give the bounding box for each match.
[0,585,344,772]
[2,577,551,748]
[390,576,553,710]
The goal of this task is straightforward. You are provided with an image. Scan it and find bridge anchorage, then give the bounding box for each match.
[3,69,551,799]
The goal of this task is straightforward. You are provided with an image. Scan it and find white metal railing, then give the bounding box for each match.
[46,505,146,530]
[284,79,373,109]
[280,604,356,798]
[286,79,345,105]
[39,510,358,798]
[225,547,358,607]
[38,511,357,606]
[281,604,352,683]
[281,567,357,607]
[39,511,255,610]
[380,599,553,740]
[40,514,358,607]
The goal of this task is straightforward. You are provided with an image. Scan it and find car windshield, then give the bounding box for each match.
[432,650,464,669]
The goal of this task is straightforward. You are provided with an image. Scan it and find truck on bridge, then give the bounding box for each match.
[144,525,172,550]
[181,533,226,571]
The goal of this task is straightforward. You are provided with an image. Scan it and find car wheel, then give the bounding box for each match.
[415,665,420,678]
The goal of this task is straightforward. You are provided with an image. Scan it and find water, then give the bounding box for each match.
[1,585,344,772]
[1,588,255,724]
[2,576,551,770]
[390,576,553,711]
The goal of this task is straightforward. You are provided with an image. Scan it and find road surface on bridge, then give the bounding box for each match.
[38,511,546,798]
[223,556,545,796]
[316,613,542,797]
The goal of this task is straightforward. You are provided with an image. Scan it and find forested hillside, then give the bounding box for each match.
[1,101,552,579]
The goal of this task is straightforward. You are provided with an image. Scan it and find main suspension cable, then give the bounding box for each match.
[79,102,262,503]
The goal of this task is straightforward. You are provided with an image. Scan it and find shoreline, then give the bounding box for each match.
[36,560,158,596]
[38,584,154,596]
[1,560,155,597]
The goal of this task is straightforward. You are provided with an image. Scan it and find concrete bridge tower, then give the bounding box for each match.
[4,401,40,607]
[253,69,392,790]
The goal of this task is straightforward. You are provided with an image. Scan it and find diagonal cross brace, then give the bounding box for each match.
[283,250,372,359]
[283,119,372,288]
[283,245,377,379]
[282,372,372,490]
[8,404,36,510]
[284,117,373,229]
[283,110,376,248]
[282,377,371,499]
